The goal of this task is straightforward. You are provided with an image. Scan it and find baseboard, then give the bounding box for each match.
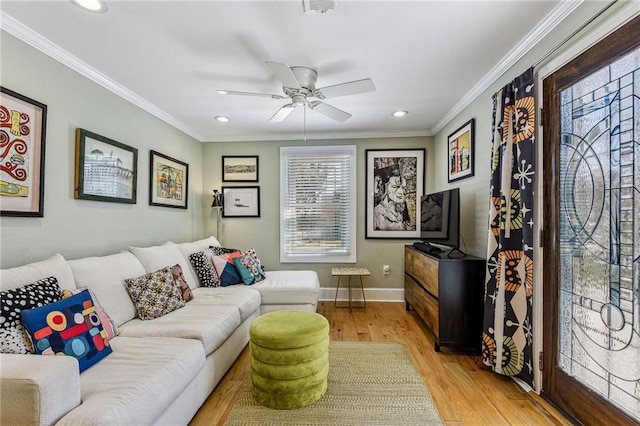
[319,287,404,303]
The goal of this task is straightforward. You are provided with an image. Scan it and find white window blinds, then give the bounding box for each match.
[280,145,356,263]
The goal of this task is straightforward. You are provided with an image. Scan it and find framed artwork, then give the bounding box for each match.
[222,186,260,217]
[365,148,425,239]
[448,118,475,182]
[0,87,47,217]
[149,150,188,209]
[74,128,137,204]
[222,155,258,182]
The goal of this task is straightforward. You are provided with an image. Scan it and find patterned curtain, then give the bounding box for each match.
[482,67,536,387]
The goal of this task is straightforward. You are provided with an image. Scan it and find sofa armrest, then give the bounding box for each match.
[0,354,81,426]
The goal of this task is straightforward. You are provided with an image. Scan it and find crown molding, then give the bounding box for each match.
[202,129,433,143]
[0,11,204,142]
[430,0,583,135]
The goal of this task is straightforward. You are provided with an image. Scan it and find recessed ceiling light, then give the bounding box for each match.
[217,90,228,95]
[215,116,230,123]
[71,0,107,13]
[392,110,408,117]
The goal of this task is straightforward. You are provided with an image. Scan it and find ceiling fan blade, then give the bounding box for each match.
[266,61,301,89]
[310,101,352,122]
[217,89,285,99]
[314,78,375,99]
[269,104,296,122]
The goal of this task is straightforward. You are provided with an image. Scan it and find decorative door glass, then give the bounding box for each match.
[558,45,640,420]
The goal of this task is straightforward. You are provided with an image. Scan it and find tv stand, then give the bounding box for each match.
[404,245,485,352]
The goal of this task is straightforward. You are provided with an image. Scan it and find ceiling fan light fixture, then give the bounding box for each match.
[70,0,107,13]
[392,110,408,117]
[214,116,230,123]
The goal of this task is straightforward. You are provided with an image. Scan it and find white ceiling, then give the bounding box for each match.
[1,0,571,142]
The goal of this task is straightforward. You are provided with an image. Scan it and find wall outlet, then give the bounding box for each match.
[383,265,390,275]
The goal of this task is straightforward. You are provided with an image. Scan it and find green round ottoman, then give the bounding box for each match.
[249,310,330,410]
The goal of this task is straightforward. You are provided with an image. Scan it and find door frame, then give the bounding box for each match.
[541,14,640,425]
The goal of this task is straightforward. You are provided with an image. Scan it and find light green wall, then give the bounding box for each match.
[0,32,205,268]
[203,137,433,290]
[429,0,626,258]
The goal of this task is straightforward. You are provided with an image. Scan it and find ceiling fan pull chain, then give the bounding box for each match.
[303,104,307,142]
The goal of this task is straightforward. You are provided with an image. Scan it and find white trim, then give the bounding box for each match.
[319,287,405,303]
[0,11,204,142]
[430,0,582,135]
[537,1,640,79]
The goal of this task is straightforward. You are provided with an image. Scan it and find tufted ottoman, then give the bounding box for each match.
[249,310,330,409]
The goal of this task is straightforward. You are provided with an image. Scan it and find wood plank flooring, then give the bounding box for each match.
[189,302,571,426]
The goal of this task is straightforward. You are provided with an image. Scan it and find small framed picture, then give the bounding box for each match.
[222,155,258,182]
[448,118,475,182]
[0,87,48,217]
[74,128,137,204]
[149,150,188,209]
[222,186,260,217]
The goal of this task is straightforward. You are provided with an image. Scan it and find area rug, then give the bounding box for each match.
[224,341,443,425]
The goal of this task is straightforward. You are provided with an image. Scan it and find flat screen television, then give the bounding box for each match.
[417,187,462,256]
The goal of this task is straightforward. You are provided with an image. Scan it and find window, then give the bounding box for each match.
[280,145,356,263]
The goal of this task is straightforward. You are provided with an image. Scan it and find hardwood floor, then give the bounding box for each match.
[190,302,572,426]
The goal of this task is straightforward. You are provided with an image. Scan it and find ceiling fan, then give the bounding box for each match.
[217,61,375,123]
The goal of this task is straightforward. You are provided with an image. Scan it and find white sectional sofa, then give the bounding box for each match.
[0,236,320,425]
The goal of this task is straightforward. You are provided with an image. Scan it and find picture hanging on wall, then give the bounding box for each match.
[74,128,137,204]
[222,155,259,182]
[447,118,475,182]
[365,148,425,239]
[149,150,189,209]
[222,186,260,217]
[0,87,48,217]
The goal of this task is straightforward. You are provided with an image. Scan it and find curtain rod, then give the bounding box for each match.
[533,0,619,69]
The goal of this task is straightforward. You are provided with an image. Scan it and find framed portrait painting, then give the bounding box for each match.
[74,128,137,204]
[149,150,188,209]
[222,186,260,217]
[365,148,425,239]
[0,87,47,217]
[222,155,258,182]
[448,118,475,182]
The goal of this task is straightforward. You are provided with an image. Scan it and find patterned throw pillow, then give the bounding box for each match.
[189,249,220,288]
[62,288,119,340]
[0,277,62,354]
[211,251,243,286]
[170,264,194,301]
[209,246,239,256]
[233,248,266,285]
[21,289,112,372]
[124,266,186,320]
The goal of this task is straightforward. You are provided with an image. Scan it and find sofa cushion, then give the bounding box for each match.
[211,251,243,286]
[21,289,112,372]
[117,304,241,355]
[56,336,205,426]
[124,266,186,320]
[234,248,266,285]
[0,277,62,354]
[174,237,221,289]
[191,286,261,322]
[0,253,76,292]
[170,264,194,302]
[129,242,198,290]
[251,270,320,305]
[62,288,119,340]
[189,249,221,287]
[67,252,145,328]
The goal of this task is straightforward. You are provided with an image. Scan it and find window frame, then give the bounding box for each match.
[280,145,357,263]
